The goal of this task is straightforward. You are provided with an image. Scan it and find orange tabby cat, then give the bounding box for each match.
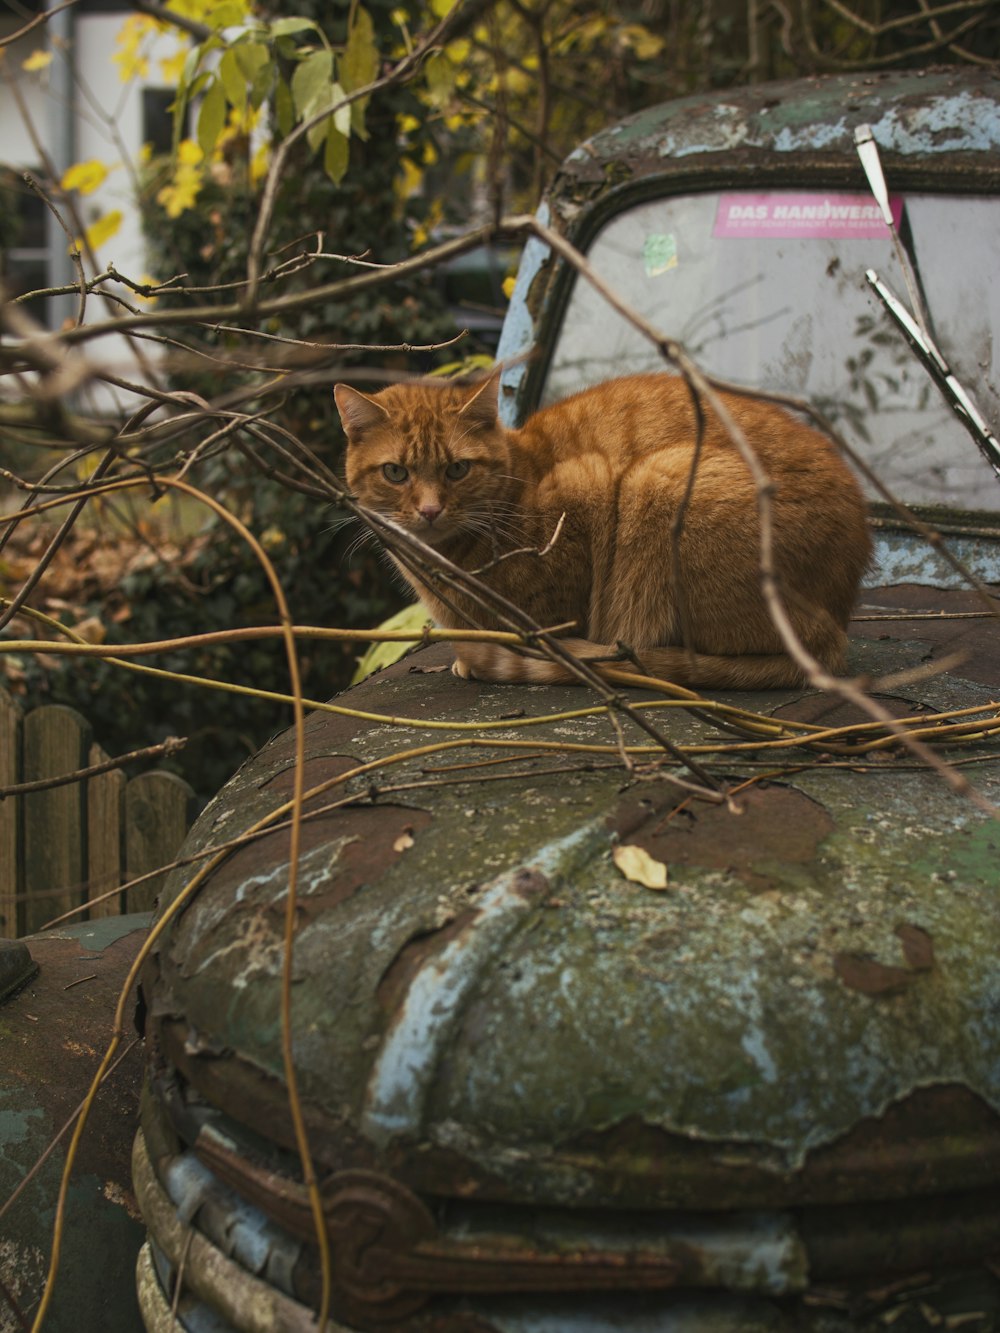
[335,372,871,689]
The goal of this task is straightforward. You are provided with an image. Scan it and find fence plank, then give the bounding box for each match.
[87,742,125,919]
[125,772,195,914]
[22,705,92,935]
[0,688,21,938]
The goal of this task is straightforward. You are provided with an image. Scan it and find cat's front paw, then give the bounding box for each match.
[451,656,473,679]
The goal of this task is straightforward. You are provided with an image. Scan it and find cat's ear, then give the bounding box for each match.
[458,367,501,428]
[334,384,389,437]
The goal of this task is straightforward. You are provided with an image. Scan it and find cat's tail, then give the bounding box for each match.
[451,635,842,691]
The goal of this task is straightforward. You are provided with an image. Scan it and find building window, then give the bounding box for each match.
[0,167,52,328]
[142,88,179,157]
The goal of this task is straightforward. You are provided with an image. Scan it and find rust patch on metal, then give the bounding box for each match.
[558,1083,1000,1209]
[896,923,935,971]
[833,953,918,997]
[834,923,936,997]
[610,780,834,875]
[181,801,435,932]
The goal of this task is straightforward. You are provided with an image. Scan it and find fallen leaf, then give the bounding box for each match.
[393,829,415,853]
[613,843,668,890]
[74,615,106,644]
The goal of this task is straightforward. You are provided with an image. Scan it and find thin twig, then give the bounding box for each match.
[0,737,186,800]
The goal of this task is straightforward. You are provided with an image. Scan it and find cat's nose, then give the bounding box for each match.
[418,502,443,524]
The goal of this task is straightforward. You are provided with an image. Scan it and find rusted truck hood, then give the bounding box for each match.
[144,589,1000,1210]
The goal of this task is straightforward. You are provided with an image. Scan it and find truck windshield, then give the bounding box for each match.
[544,190,1000,514]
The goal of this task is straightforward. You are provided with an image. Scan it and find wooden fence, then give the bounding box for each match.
[0,686,195,939]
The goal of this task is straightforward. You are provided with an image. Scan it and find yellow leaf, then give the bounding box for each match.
[169,0,252,20]
[351,603,431,684]
[249,141,270,188]
[397,113,420,134]
[612,843,668,890]
[156,169,201,217]
[396,157,423,201]
[424,51,454,106]
[79,209,123,252]
[502,274,516,300]
[430,0,457,14]
[22,49,53,72]
[112,17,155,83]
[177,138,205,166]
[159,47,187,85]
[61,160,109,196]
[619,23,665,59]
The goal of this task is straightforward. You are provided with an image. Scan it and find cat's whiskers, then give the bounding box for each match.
[445,420,481,454]
[324,511,358,536]
[343,526,381,564]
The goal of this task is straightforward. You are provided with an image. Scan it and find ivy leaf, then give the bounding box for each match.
[341,4,378,138]
[218,48,246,108]
[232,40,271,109]
[332,82,352,138]
[292,48,333,121]
[323,121,349,185]
[304,82,351,152]
[249,61,273,110]
[197,78,227,159]
[270,17,320,38]
[207,2,249,29]
[172,46,203,154]
[274,77,294,138]
[174,47,213,157]
[612,843,669,890]
[424,51,455,107]
[306,91,333,151]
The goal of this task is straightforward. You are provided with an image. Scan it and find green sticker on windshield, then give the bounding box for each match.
[643,233,677,277]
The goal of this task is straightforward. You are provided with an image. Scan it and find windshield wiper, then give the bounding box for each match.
[856,124,1000,486]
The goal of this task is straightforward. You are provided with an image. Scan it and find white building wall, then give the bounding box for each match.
[1,7,187,405]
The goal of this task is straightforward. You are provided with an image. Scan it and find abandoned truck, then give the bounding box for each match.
[129,66,1000,1332]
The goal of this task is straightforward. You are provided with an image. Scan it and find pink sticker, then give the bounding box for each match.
[713,192,904,239]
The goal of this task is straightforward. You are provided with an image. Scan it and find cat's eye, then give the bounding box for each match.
[445,460,471,480]
[381,462,409,483]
